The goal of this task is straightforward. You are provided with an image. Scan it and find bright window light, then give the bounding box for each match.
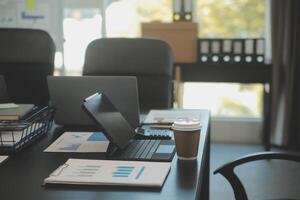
[183,83,263,117]
[63,9,102,75]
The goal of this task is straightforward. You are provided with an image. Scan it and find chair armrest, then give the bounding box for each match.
[213,152,300,200]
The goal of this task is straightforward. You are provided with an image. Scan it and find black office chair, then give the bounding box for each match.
[214,152,300,200]
[82,38,173,112]
[0,75,9,103]
[0,28,55,106]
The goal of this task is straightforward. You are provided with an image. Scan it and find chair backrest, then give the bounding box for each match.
[0,75,9,103]
[0,28,55,106]
[82,38,173,112]
[214,152,300,200]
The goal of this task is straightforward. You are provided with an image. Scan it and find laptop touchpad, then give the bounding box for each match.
[156,145,174,154]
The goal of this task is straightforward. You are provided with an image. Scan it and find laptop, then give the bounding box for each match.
[47,76,140,128]
[82,93,176,162]
[47,76,172,137]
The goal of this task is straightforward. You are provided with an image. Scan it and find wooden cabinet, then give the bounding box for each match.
[141,22,198,63]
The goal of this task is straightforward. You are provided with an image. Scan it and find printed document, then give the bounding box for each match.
[44,159,171,188]
[44,132,109,153]
[0,156,8,164]
[143,109,201,124]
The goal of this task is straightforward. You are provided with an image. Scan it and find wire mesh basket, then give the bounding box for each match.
[0,106,54,154]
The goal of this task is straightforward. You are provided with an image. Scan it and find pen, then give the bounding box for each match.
[149,124,172,129]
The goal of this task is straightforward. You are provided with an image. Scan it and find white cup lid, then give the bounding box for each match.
[172,119,201,131]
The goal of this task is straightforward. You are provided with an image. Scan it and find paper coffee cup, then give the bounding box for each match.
[172,119,201,160]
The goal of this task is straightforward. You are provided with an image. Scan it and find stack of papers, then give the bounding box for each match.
[0,104,34,121]
[0,103,19,109]
[44,132,109,153]
[0,122,43,147]
[44,159,171,188]
[143,109,201,124]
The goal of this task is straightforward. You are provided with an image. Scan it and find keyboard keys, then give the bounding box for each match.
[128,140,145,159]
[122,140,138,157]
[140,140,156,159]
[135,140,151,158]
[146,140,160,159]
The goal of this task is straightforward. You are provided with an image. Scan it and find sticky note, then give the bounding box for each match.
[0,103,19,109]
[26,0,36,10]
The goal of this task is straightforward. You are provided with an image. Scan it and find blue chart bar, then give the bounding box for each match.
[135,166,145,180]
[117,166,134,169]
[113,166,134,178]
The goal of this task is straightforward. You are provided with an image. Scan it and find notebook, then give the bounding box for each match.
[0,104,34,121]
[44,159,171,188]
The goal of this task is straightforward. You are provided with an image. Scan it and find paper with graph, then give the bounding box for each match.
[44,132,109,153]
[44,159,171,187]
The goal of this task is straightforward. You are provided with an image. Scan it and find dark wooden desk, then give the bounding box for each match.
[0,110,210,200]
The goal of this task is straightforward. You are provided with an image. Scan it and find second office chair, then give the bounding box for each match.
[82,38,174,112]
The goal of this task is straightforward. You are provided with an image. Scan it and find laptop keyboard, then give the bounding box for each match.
[136,127,173,139]
[123,140,161,160]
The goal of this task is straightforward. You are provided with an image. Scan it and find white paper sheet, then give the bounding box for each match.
[44,132,109,153]
[0,123,43,146]
[44,159,171,188]
[0,156,8,164]
[143,109,201,124]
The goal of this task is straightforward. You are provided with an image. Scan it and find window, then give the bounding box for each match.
[106,0,172,37]
[196,0,265,38]
[63,9,102,75]
[181,0,266,118]
[183,83,263,117]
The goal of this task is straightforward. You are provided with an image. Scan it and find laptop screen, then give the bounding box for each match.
[47,76,140,128]
[82,93,135,150]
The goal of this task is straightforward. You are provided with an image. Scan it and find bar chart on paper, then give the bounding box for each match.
[44,159,171,187]
[112,166,146,180]
[44,132,109,152]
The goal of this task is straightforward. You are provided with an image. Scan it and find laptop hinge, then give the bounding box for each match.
[106,143,120,157]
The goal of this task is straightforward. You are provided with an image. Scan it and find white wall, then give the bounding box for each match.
[0,0,63,51]
[211,117,262,144]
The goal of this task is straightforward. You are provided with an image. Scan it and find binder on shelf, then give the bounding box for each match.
[211,40,221,63]
[244,39,254,63]
[222,40,232,63]
[232,40,243,63]
[197,38,265,65]
[198,40,210,63]
[255,39,265,63]
[173,0,193,22]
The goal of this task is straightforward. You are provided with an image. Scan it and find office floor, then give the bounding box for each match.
[210,143,300,200]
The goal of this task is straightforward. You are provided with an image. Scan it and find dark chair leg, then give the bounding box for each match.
[263,83,271,151]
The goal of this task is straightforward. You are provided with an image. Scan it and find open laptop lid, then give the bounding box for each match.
[82,93,135,150]
[47,76,140,128]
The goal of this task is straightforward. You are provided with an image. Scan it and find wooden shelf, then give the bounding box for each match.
[174,63,272,83]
